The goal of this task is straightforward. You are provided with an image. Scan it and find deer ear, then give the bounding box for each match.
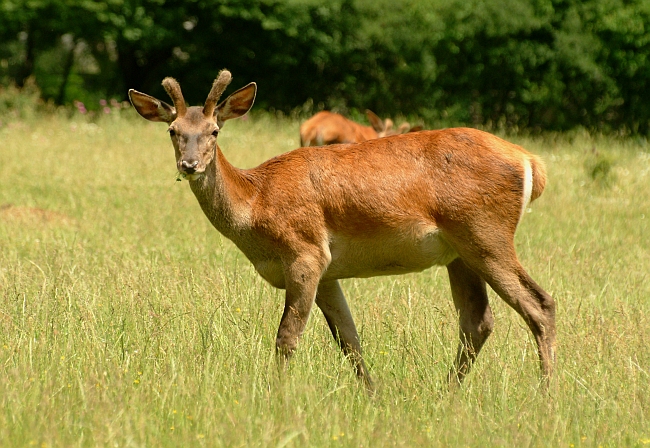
[215,82,257,127]
[365,109,385,133]
[129,89,177,123]
[397,122,411,133]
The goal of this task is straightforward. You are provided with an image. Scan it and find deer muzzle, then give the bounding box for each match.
[180,159,199,174]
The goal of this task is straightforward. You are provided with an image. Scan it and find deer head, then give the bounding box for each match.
[128,70,257,180]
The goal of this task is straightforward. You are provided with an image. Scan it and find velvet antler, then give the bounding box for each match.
[162,77,187,117]
[203,69,233,118]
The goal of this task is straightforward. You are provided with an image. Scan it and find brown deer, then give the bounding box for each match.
[129,70,556,391]
[300,110,420,146]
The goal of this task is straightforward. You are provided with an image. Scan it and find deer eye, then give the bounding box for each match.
[168,128,176,137]
[212,129,219,137]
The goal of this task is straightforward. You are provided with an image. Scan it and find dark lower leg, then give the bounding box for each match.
[446,258,494,385]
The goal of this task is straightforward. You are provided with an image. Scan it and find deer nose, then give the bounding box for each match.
[181,160,199,174]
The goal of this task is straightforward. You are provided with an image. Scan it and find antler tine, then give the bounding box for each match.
[203,69,233,118]
[162,77,187,117]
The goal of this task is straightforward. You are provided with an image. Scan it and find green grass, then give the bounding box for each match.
[1,111,649,447]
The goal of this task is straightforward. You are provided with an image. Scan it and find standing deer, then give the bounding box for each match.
[129,70,556,391]
[300,110,420,146]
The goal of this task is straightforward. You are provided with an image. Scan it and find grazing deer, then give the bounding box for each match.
[300,110,420,146]
[129,70,556,391]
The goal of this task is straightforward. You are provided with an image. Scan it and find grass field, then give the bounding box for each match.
[1,110,649,447]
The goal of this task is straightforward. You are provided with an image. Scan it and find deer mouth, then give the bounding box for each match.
[177,159,207,180]
[185,172,205,181]
[176,170,205,181]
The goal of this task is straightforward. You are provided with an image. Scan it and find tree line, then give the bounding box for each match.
[1,0,649,134]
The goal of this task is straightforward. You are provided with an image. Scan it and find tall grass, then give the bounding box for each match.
[1,112,649,447]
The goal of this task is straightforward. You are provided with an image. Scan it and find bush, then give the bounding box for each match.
[0,78,42,124]
[1,0,649,134]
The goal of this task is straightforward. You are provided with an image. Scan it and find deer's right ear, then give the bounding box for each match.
[128,89,177,123]
[366,109,386,133]
[215,82,257,127]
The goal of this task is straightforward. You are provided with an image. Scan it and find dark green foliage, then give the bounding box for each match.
[0,78,41,122]
[0,0,649,133]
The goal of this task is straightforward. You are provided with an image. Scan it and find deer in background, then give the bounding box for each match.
[300,110,422,146]
[129,70,556,392]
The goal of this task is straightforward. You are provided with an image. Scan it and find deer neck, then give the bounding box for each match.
[188,146,255,239]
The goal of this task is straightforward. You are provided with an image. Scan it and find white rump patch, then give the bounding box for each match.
[520,158,533,223]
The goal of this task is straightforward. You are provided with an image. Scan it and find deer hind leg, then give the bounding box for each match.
[464,250,556,382]
[446,257,494,385]
[492,263,556,381]
[316,280,373,391]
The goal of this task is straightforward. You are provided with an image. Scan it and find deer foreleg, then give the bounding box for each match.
[316,280,373,391]
[275,254,324,367]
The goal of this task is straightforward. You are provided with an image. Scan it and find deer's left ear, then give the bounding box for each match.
[129,89,177,123]
[215,82,256,127]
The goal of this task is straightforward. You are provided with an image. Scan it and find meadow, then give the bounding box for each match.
[0,109,649,447]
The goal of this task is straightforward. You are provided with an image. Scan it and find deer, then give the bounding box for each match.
[128,70,556,392]
[299,110,421,147]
